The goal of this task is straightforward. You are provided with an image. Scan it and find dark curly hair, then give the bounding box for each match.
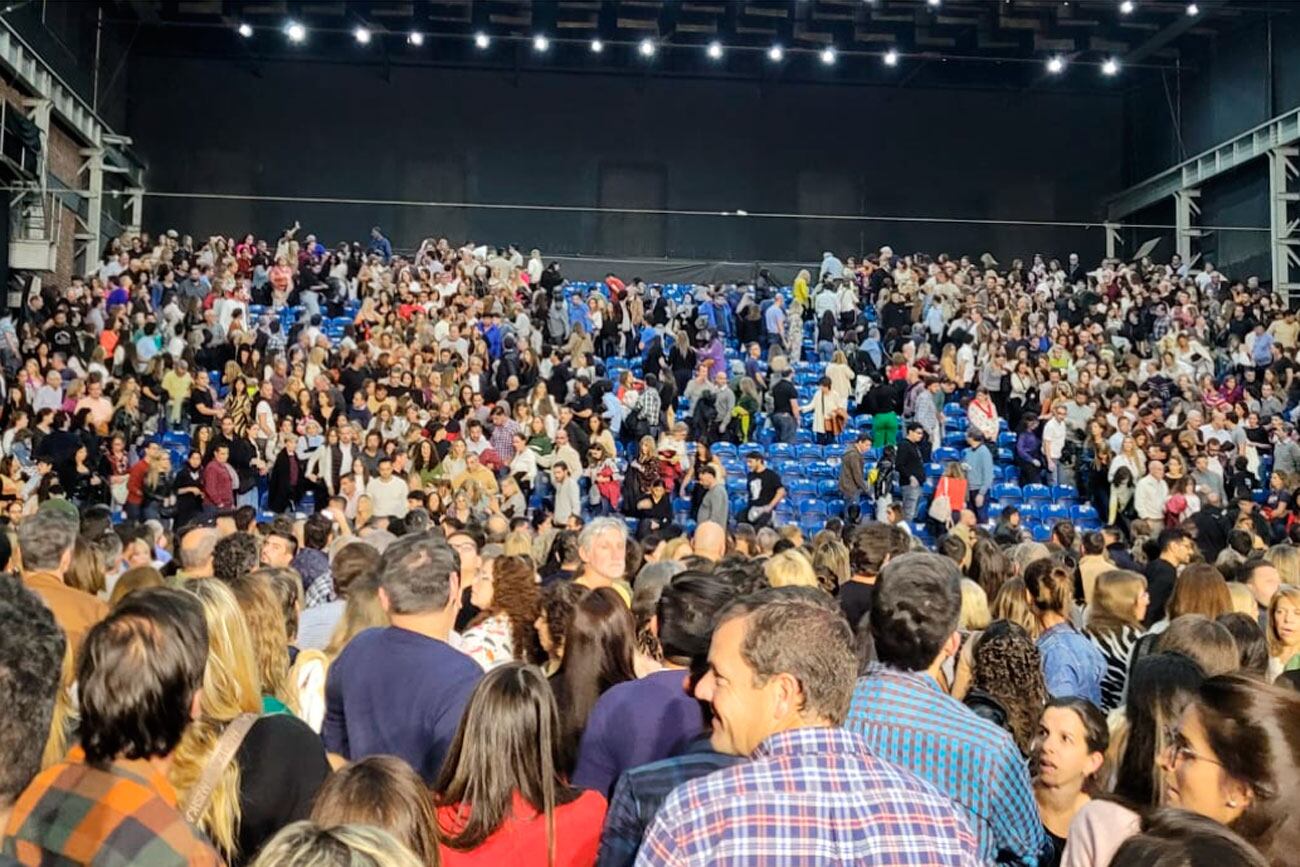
[972,619,1048,755]
[474,555,541,662]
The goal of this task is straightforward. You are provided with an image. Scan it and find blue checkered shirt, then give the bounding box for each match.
[597,738,742,867]
[845,663,1046,866]
[634,726,980,867]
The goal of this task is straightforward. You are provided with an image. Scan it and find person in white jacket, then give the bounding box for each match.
[1133,461,1169,523]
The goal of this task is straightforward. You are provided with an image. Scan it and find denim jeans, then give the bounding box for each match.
[771,413,797,444]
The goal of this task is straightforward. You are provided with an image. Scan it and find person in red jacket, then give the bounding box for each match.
[201,444,238,511]
[435,663,606,867]
[124,441,162,521]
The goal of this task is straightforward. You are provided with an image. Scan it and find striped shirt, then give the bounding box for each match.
[3,747,222,867]
[845,664,1047,866]
[635,726,980,867]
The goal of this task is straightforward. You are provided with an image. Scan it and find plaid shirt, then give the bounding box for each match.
[596,737,742,867]
[634,388,661,427]
[489,418,520,464]
[845,664,1047,866]
[304,569,336,608]
[634,727,980,867]
[3,746,222,867]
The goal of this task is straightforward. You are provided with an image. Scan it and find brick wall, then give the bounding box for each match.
[0,77,84,285]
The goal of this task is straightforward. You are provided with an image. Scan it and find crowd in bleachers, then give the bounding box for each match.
[0,225,1300,866]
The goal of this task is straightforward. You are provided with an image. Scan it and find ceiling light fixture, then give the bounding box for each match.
[639,38,656,57]
[883,48,899,66]
[1186,2,1199,15]
[353,26,371,44]
[1046,55,1065,73]
[285,21,306,43]
[768,44,784,61]
[408,31,424,46]
[1119,0,1135,13]
[1101,57,1120,76]
[707,40,723,59]
[474,32,490,49]
[820,46,836,65]
[237,22,253,37]
[590,38,603,52]
[533,34,549,52]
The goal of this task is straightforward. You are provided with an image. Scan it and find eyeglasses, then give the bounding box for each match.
[1163,727,1223,769]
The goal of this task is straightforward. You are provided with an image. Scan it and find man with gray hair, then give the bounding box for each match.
[637,594,979,866]
[177,526,218,580]
[576,516,628,593]
[18,512,107,655]
[323,533,481,782]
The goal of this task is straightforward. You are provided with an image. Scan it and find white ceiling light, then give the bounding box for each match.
[767,44,784,62]
[1186,2,1199,15]
[407,31,424,46]
[927,0,940,6]
[820,46,836,65]
[237,22,253,37]
[1101,57,1120,76]
[639,38,656,57]
[590,38,603,52]
[707,40,723,59]
[353,26,371,44]
[533,34,549,52]
[1046,55,1065,73]
[883,48,899,66]
[284,21,306,43]
[474,32,490,49]
[1119,0,1135,13]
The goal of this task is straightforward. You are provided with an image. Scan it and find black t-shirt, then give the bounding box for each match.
[839,580,875,633]
[235,714,330,866]
[747,467,783,508]
[1144,559,1178,627]
[771,380,799,415]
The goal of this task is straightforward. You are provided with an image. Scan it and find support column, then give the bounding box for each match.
[124,187,143,235]
[1270,146,1300,306]
[1174,188,1202,266]
[1104,222,1122,260]
[74,147,104,277]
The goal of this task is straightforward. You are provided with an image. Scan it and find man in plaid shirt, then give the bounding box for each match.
[635,594,979,867]
[4,589,221,867]
[845,552,1048,866]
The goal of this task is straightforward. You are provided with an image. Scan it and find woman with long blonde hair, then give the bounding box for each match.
[174,579,330,863]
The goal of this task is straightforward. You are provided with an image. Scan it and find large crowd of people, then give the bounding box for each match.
[1,225,1300,866]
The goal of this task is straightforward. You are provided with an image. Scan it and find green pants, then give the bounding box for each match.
[872,412,899,448]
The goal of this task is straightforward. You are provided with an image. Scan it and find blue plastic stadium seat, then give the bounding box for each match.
[991,483,1022,502]
[934,447,960,463]
[1018,503,1042,523]
[816,479,839,498]
[809,463,836,479]
[1071,504,1100,522]
[795,444,822,461]
[1042,503,1070,523]
[1030,524,1053,542]
[1023,484,1052,502]
[1052,485,1079,501]
[925,462,944,478]
[998,431,1017,447]
[769,443,793,458]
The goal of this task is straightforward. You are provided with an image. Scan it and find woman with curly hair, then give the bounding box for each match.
[458,555,542,671]
[970,619,1049,756]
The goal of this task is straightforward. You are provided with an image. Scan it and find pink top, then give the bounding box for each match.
[1059,799,1141,867]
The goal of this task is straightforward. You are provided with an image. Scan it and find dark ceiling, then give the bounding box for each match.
[109,0,1296,90]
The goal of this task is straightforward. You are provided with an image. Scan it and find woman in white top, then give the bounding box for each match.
[824,351,856,403]
[1108,436,1146,482]
[801,377,846,445]
[457,555,542,671]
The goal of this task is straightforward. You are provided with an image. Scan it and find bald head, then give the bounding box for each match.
[693,522,727,562]
[179,527,217,577]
